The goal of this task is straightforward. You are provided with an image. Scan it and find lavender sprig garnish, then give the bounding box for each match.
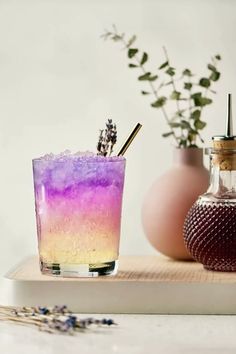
[0,305,116,335]
[97,119,117,156]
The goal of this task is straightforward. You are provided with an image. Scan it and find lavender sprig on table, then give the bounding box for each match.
[97,119,117,156]
[0,305,116,335]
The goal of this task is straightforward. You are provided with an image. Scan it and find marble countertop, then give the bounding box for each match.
[1,314,236,354]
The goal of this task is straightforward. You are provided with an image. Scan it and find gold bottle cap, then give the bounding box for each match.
[212,136,236,150]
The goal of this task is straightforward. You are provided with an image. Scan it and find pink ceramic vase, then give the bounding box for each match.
[142,148,209,260]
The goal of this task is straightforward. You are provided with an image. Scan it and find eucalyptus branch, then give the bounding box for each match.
[113,30,179,145]
[102,26,222,148]
[105,28,180,144]
[134,52,179,144]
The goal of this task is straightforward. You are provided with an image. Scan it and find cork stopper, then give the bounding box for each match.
[212,94,236,170]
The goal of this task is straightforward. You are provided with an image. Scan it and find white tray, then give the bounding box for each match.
[5,255,236,314]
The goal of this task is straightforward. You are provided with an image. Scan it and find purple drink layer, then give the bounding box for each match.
[33,152,125,191]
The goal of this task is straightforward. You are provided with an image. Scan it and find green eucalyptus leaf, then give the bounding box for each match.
[187,129,198,144]
[166,67,175,76]
[191,110,201,120]
[210,71,220,81]
[138,72,151,80]
[180,120,191,129]
[128,63,138,68]
[141,90,150,95]
[176,110,185,117]
[188,144,198,148]
[111,34,124,42]
[162,132,174,138]
[184,82,192,90]
[191,92,212,106]
[201,97,213,105]
[128,48,138,58]
[191,92,202,106]
[183,69,192,76]
[141,52,148,65]
[199,78,211,88]
[138,72,158,81]
[148,75,158,81]
[194,120,207,130]
[170,91,181,100]
[179,139,187,147]
[159,61,169,69]
[187,134,194,142]
[190,128,198,135]
[151,96,167,108]
[191,92,202,99]
[207,63,217,72]
[169,122,181,128]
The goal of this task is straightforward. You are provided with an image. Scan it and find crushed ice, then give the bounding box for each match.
[34,150,124,162]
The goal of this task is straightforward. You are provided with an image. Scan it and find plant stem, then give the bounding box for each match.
[139,58,179,145]
[162,46,183,141]
[187,76,196,145]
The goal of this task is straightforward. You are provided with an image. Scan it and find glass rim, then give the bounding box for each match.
[32,156,126,164]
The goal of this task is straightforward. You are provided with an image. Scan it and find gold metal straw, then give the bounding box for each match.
[117,123,142,156]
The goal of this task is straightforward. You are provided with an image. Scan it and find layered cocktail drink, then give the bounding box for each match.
[33,152,126,277]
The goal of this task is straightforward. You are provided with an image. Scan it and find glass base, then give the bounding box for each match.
[40,259,118,277]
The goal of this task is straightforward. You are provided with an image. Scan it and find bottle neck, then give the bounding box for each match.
[207,155,236,199]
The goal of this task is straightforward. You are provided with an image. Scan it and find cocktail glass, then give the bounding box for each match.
[33,153,126,277]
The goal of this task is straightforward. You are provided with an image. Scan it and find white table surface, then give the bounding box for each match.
[1,314,236,354]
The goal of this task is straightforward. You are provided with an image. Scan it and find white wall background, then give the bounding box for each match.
[0,0,235,275]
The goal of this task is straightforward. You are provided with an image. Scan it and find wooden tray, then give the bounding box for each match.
[5,255,236,314]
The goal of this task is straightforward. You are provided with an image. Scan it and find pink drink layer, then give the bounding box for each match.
[33,152,126,265]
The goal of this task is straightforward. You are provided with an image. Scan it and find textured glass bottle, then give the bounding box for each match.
[184,94,236,271]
